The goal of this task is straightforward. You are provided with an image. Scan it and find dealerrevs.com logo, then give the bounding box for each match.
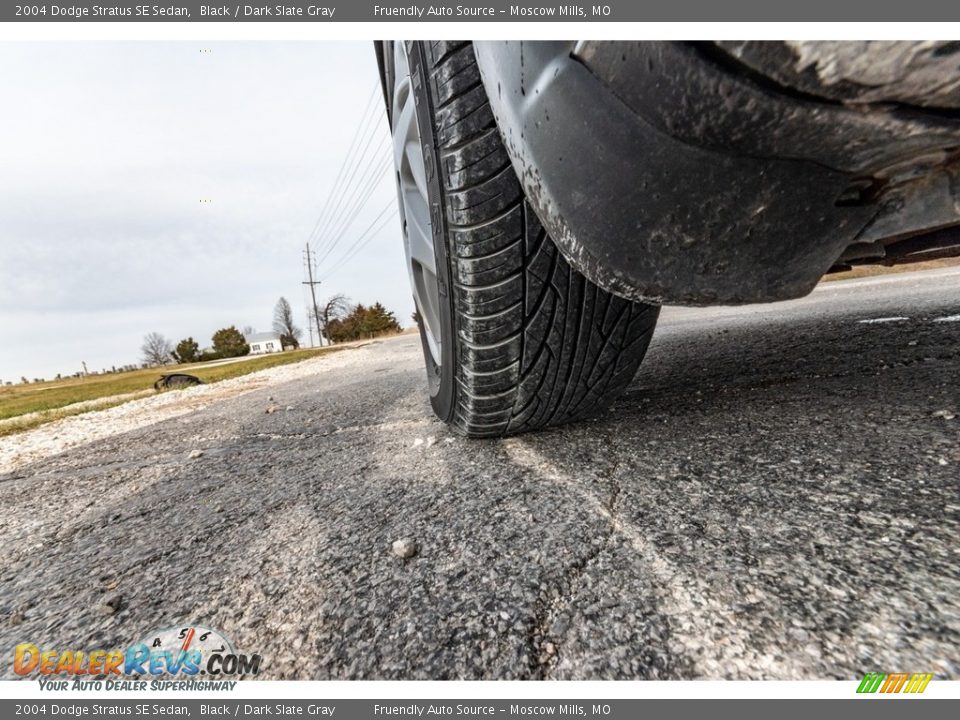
[14,625,262,690]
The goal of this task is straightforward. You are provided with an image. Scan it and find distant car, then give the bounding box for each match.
[377,41,960,437]
[154,373,203,391]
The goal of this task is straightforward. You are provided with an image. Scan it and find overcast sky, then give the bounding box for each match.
[0,41,408,382]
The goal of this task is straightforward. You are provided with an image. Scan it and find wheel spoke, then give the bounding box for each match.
[405,194,435,275]
[405,139,430,202]
[392,91,415,169]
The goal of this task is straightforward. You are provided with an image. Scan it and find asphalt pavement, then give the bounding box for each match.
[2,268,958,680]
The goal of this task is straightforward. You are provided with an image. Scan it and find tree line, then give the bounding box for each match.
[314,294,401,344]
[141,326,251,366]
[141,296,402,366]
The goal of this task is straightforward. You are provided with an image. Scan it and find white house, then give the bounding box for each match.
[246,331,284,355]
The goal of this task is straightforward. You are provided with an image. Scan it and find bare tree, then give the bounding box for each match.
[272,297,302,349]
[141,332,173,366]
[315,294,350,345]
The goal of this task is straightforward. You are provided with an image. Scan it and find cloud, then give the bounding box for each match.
[0,41,411,380]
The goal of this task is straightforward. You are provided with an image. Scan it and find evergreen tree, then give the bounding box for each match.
[211,326,250,358]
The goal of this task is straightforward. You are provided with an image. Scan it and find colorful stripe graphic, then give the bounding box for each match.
[857,673,933,694]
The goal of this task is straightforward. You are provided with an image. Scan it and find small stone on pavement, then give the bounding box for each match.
[391,538,417,559]
[99,594,123,614]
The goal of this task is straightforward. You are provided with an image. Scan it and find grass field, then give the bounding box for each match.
[0,346,343,433]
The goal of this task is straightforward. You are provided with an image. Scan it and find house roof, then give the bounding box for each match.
[245,332,282,343]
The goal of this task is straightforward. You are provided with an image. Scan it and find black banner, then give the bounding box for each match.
[3,1,960,22]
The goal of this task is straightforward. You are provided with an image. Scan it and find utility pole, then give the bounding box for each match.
[303,243,324,347]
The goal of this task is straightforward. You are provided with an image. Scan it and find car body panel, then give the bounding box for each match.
[472,41,960,305]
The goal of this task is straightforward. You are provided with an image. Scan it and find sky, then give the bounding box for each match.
[0,41,409,382]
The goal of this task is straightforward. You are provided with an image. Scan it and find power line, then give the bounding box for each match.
[312,114,390,259]
[310,95,386,251]
[318,202,397,281]
[317,214,396,284]
[316,132,390,245]
[305,83,379,245]
[318,201,399,282]
[313,142,390,263]
[301,79,398,299]
[304,83,381,249]
[315,153,392,268]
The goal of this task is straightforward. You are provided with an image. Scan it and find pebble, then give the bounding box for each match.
[99,595,123,614]
[932,409,955,420]
[188,449,203,459]
[391,538,417,559]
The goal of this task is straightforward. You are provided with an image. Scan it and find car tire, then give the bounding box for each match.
[387,40,660,437]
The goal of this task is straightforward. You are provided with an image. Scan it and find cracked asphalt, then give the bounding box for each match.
[1,268,958,680]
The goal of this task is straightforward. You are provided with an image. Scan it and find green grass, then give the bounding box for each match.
[0,346,344,433]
